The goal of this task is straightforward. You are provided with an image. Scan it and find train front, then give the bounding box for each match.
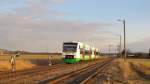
[62,42,80,63]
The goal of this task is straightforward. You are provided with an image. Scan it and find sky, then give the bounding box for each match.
[0,0,150,52]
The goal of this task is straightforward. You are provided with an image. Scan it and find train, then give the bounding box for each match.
[62,41,100,63]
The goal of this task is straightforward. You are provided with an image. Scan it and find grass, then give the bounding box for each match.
[117,59,132,79]
[0,54,63,61]
[0,54,63,71]
[128,59,150,67]
[128,59,150,75]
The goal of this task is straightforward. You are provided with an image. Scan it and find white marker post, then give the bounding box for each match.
[48,55,52,66]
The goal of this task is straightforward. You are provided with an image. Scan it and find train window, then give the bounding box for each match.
[80,49,83,54]
[96,52,99,55]
[89,50,92,54]
[85,50,90,55]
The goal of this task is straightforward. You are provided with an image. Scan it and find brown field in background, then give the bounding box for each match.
[0,53,62,60]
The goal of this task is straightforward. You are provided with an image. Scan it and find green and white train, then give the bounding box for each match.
[62,41,100,63]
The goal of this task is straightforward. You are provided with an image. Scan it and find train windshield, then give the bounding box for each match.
[63,43,77,52]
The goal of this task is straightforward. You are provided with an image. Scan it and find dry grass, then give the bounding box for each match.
[128,59,150,78]
[0,61,11,71]
[0,60,35,71]
[128,59,150,67]
[0,54,62,61]
[142,67,150,75]
[118,59,133,79]
[0,54,63,71]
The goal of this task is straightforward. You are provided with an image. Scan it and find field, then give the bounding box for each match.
[0,54,62,60]
[128,58,150,79]
[0,54,63,71]
[128,59,150,67]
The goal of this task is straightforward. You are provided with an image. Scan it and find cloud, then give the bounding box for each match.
[0,0,114,52]
[50,0,65,3]
[0,13,112,52]
[13,0,67,19]
[0,0,68,20]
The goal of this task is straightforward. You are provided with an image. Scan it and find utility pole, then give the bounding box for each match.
[123,20,126,61]
[118,19,126,61]
[119,35,122,58]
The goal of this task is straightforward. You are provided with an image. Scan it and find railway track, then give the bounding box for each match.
[0,66,48,77]
[80,60,111,84]
[37,58,114,84]
[0,59,110,84]
[0,64,70,83]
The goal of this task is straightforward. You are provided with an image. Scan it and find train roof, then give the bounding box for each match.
[63,41,100,51]
[63,41,79,43]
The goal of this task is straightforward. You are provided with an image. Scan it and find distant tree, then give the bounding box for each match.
[134,52,142,57]
[121,49,133,56]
